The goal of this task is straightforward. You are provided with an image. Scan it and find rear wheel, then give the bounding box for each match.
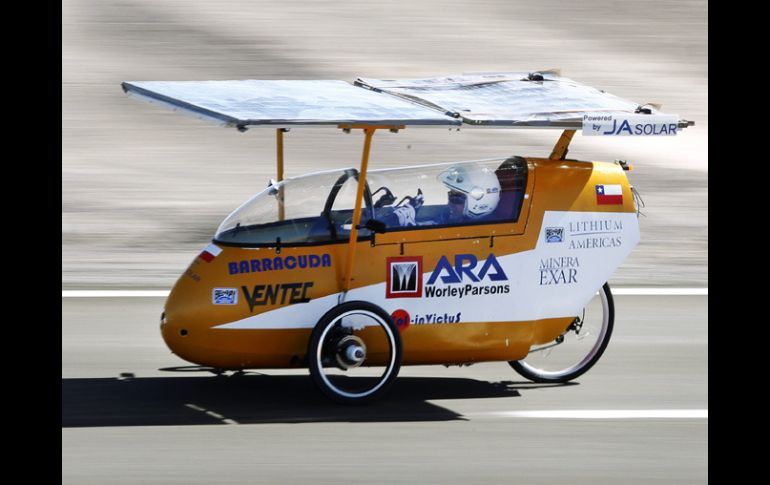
[510,283,614,383]
[308,301,402,404]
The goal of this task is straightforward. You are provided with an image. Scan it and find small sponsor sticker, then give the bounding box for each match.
[391,309,411,332]
[582,114,679,136]
[386,256,423,298]
[545,227,564,243]
[212,288,238,305]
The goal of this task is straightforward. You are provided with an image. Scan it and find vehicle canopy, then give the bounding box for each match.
[214,157,528,246]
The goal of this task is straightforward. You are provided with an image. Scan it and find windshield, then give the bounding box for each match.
[215,168,371,245]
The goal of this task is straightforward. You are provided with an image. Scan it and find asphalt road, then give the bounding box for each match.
[62,295,708,484]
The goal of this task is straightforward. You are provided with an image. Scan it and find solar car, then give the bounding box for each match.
[123,72,692,403]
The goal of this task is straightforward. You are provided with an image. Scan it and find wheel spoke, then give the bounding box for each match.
[510,283,614,383]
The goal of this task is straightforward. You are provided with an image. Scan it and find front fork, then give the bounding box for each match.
[529,312,585,354]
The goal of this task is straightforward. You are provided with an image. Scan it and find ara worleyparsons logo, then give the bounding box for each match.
[386,256,423,298]
[423,254,510,299]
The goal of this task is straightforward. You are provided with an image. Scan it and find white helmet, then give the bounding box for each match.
[438,165,501,218]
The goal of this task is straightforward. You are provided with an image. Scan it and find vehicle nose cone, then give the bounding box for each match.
[160,286,195,351]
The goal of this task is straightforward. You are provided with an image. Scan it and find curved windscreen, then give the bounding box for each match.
[215,168,364,245]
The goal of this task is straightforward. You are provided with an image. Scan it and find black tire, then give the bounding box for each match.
[510,283,615,383]
[308,301,402,404]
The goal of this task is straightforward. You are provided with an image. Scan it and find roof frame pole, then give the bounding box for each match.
[549,129,576,160]
[341,126,376,293]
[276,128,287,221]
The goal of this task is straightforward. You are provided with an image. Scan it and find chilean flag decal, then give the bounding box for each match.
[199,243,222,262]
[595,184,623,205]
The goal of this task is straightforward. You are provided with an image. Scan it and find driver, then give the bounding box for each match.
[437,165,501,223]
[375,164,501,228]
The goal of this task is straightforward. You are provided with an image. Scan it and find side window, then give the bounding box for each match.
[367,158,529,231]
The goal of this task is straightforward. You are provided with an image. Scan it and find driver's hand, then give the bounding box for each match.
[392,205,416,226]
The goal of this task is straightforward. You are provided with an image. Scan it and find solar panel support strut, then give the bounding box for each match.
[549,129,576,160]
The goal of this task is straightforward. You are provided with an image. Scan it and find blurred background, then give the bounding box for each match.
[62,0,707,289]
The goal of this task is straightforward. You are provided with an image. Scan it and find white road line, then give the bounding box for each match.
[612,288,708,296]
[63,290,170,297]
[62,288,708,298]
[481,409,708,419]
[184,403,239,425]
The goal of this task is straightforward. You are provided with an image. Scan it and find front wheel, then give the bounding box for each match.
[308,301,402,404]
[510,283,615,383]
